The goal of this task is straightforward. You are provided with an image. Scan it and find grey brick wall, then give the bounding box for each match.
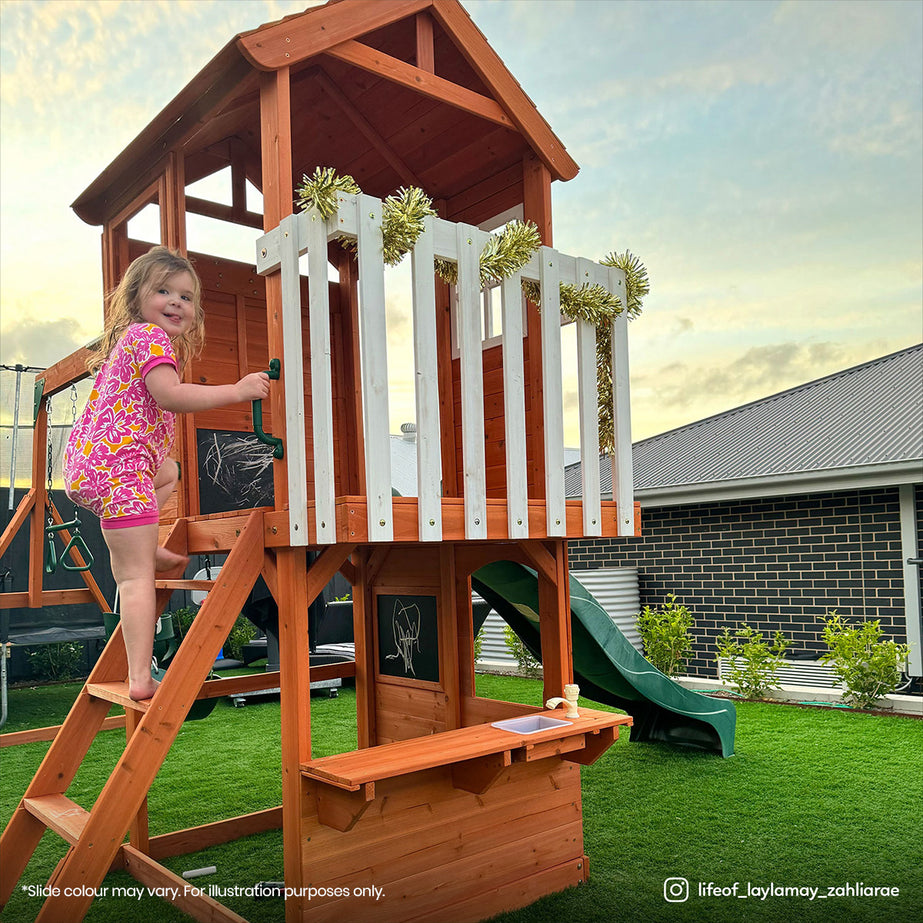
[569,485,922,679]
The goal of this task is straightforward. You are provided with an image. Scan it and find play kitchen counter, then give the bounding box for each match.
[301,707,632,829]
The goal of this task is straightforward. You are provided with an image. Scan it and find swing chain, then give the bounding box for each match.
[44,397,57,573]
[45,397,54,500]
[43,387,94,573]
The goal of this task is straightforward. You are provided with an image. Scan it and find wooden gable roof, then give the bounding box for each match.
[72,0,578,228]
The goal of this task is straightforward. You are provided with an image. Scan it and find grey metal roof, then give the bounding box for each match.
[565,344,923,499]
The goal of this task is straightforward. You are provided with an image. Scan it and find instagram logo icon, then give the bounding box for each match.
[664,878,690,902]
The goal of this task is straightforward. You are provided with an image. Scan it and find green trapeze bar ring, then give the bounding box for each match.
[45,518,95,572]
[252,358,283,460]
[60,532,94,572]
[45,518,81,533]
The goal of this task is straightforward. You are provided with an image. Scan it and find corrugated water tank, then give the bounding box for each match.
[474,567,642,668]
[570,567,642,653]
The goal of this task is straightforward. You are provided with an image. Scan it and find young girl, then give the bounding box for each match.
[64,246,270,700]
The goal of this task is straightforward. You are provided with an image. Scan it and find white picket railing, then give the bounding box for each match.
[255,192,633,546]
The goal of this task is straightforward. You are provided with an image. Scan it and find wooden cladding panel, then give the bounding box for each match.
[450,342,536,497]
[374,546,440,585]
[375,683,448,744]
[299,759,583,923]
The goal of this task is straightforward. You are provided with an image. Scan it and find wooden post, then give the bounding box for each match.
[454,549,476,703]
[353,550,377,748]
[160,151,187,253]
[259,66,307,923]
[125,712,150,855]
[439,545,462,729]
[259,67,294,509]
[537,539,573,702]
[522,152,552,499]
[101,221,129,304]
[276,546,310,922]
[28,397,48,608]
[416,12,435,72]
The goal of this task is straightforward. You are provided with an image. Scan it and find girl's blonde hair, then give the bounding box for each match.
[88,246,205,373]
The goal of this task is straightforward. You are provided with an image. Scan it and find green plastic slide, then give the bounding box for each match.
[472,561,736,757]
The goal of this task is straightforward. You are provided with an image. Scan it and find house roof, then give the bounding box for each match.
[72,0,578,228]
[565,344,923,506]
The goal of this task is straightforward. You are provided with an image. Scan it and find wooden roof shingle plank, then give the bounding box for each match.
[237,0,433,70]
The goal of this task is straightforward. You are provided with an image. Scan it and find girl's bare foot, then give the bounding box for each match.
[155,547,189,574]
[128,675,160,702]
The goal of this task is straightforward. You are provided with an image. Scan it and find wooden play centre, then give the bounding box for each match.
[0,2,643,920]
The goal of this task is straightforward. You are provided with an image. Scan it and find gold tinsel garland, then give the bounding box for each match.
[296,167,648,452]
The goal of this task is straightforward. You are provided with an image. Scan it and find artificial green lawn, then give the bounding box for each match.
[1,675,920,922]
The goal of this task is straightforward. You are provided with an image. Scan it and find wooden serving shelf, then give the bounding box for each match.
[300,708,632,832]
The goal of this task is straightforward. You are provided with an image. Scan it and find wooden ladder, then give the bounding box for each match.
[0,510,265,923]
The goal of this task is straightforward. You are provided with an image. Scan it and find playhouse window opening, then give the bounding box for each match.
[126,203,161,246]
[185,212,262,266]
[184,168,267,267]
[185,164,263,216]
[187,168,233,207]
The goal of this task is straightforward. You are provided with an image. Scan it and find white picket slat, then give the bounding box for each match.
[501,271,528,538]
[456,223,487,539]
[356,194,393,542]
[278,213,309,546]
[539,247,566,536]
[608,266,634,536]
[432,216,458,262]
[305,208,336,544]
[411,216,442,541]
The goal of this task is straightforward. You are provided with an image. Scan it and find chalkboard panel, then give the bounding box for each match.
[377,594,439,683]
[197,429,275,514]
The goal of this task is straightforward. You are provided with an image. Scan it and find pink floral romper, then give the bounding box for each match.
[64,323,177,530]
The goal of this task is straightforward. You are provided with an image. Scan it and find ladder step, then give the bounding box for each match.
[86,681,151,712]
[23,794,89,845]
[155,579,216,591]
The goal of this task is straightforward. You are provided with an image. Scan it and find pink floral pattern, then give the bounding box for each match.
[64,323,177,526]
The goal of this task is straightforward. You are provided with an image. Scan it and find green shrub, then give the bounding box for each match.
[820,612,910,709]
[224,616,257,661]
[716,625,790,698]
[636,593,694,676]
[503,624,542,678]
[169,605,198,636]
[168,606,255,662]
[27,642,85,682]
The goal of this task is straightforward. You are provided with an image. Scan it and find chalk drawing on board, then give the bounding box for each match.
[384,598,422,675]
[198,430,274,513]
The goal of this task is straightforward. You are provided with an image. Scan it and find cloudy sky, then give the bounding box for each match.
[1,0,920,442]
